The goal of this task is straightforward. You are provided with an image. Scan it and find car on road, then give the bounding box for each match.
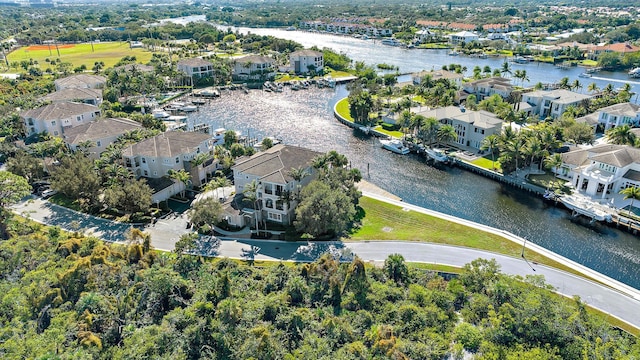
[41,189,58,199]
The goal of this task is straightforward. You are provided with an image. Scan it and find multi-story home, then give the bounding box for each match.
[415,106,503,150]
[54,74,106,91]
[449,31,479,45]
[412,69,463,87]
[232,55,276,81]
[21,101,101,137]
[560,144,640,199]
[63,117,142,158]
[232,144,321,226]
[40,87,103,106]
[177,58,214,78]
[289,50,324,74]
[121,131,216,201]
[522,89,594,120]
[576,102,640,131]
[462,77,514,101]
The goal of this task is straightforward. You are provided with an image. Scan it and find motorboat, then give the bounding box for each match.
[558,194,613,222]
[448,50,459,56]
[180,104,198,112]
[152,110,170,119]
[381,38,401,46]
[425,147,449,163]
[380,139,410,155]
[578,73,592,78]
[629,67,640,78]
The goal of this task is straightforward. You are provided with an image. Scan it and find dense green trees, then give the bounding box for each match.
[0,171,30,208]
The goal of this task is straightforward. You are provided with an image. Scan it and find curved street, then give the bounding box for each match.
[11,195,640,329]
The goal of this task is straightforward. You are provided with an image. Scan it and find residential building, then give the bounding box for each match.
[40,87,103,106]
[560,144,640,199]
[412,69,463,87]
[576,102,640,130]
[233,55,276,81]
[63,117,142,158]
[54,74,106,90]
[522,89,594,119]
[415,106,503,150]
[177,58,214,78]
[462,77,514,101]
[232,144,321,226]
[289,50,324,74]
[449,31,479,45]
[114,63,155,74]
[21,102,101,137]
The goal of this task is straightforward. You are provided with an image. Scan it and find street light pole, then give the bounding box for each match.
[521,237,536,272]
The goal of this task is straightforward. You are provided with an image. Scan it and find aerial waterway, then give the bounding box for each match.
[194,26,640,289]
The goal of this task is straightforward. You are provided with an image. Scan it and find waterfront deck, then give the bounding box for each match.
[356,180,402,202]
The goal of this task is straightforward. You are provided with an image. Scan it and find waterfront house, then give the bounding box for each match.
[232,144,321,226]
[449,31,479,46]
[576,102,640,131]
[233,55,276,81]
[289,50,324,74]
[412,69,463,87]
[54,74,106,91]
[177,58,214,78]
[414,28,436,43]
[461,77,514,101]
[522,89,594,120]
[121,131,216,202]
[40,87,103,106]
[560,144,640,199]
[63,117,142,158]
[21,101,101,137]
[415,106,503,150]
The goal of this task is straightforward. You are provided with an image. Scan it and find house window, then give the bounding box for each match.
[481,130,485,134]
[153,171,157,176]
[53,130,59,136]
[268,212,281,221]
[144,170,148,176]
[51,120,56,126]
[142,158,146,164]
[275,185,283,196]
[264,183,273,195]
[77,116,81,121]
[265,199,273,208]
[276,200,284,210]
[96,141,101,147]
[175,157,179,163]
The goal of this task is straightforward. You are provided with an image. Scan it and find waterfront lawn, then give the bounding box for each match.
[471,156,501,172]
[580,59,599,67]
[335,98,354,121]
[526,172,557,188]
[374,125,403,138]
[352,196,590,277]
[8,42,155,70]
[534,55,555,63]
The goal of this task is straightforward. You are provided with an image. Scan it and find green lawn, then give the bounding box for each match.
[526,172,559,189]
[579,59,599,67]
[8,42,155,70]
[373,126,403,138]
[335,97,354,121]
[471,156,501,172]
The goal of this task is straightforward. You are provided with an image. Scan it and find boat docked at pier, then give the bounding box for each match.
[629,67,640,78]
[558,193,613,223]
[425,147,450,163]
[380,139,410,155]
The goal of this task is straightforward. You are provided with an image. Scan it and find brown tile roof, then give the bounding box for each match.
[63,117,142,144]
[40,88,102,103]
[21,102,100,121]
[593,43,640,53]
[122,131,212,158]
[232,144,321,184]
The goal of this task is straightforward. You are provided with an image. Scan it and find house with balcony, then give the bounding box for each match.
[54,74,106,91]
[63,117,142,158]
[232,55,276,81]
[289,50,324,74]
[40,87,103,106]
[121,131,216,202]
[412,69,463,88]
[560,144,640,199]
[576,102,640,131]
[231,144,321,227]
[449,31,479,46]
[415,106,503,150]
[177,58,214,78]
[21,101,101,137]
[522,89,594,120]
[461,77,514,101]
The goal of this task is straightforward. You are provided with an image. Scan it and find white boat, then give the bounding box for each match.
[629,67,640,78]
[286,26,296,31]
[152,110,170,119]
[180,105,198,112]
[448,51,459,56]
[578,73,592,78]
[425,147,449,163]
[380,139,410,155]
[558,194,613,222]
[381,38,401,46]
[358,126,371,135]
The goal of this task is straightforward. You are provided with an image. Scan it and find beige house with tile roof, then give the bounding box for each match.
[40,87,103,106]
[462,77,514,101]
[21,101,101,137]
[63,117,142,158]
[177,58,214,78]
[54,74,106,90]
[289,50,324,74]
[560,144,640,198]
[576,102,640,130]
[412,69,463,87]
[232,144,321,225]
[522,89,594,120]
[233,55,276,81]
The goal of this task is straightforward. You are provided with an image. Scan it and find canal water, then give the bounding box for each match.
[196,27,640,289]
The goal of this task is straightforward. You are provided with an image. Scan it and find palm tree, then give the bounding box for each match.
[243,179,261,234]
[398,110,413,139]
[480,134,500,171]
[620,186,640,217]
[524,137,546,170]
[168,169,191,198]
[606,125,636,146]
[436,124,457,146]
[505,136,526,175]
[572,79,582,93]
[587,82,599,94]
[558,77,570,90]
[544,153,564,181]
[603,83,614,95]
[288,166,309,198]
[500,61,511,78]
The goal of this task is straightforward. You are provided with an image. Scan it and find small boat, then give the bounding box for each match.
[358,126,371,135]
[578,73,592,78]
[448,50,459,56]
[512,56,528,64]
[381,38,401,46]
[192,99,206,105]
[380,139,410,155]
[152,110,170,119]
[180,105,198,112]
[629,67,640,78]
[291,81,300,91]
[286,26,296,31]
[558,194,612,222]
[425,148,449,163]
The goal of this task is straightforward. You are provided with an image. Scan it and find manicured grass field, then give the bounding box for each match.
[471,155,502,172]
[7,42,155,70]
[335,97,354,121]
[373,126,403,138]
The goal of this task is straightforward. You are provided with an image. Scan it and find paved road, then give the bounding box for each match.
[11,196,640,329]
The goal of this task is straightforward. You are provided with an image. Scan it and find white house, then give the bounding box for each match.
[415,106,503,150]
[63,117,142,158]
[560,144,640,199]
[462,77,514,101]
[232,144,321,226]
[449,31,479,45]
[54,74,106,91]
[177,58,214,78]
[576,102,640,131]
[412,69,463,87]
[21,102,101,137]
[233,55,276,81]
[289,50,324,74]
[522,89,594,120]
[40,87,103,106]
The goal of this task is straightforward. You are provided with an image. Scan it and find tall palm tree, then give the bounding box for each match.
[505,136,526,175]
[288,166,309,199]
[168,169,191,198]
[500,61,512,78]
[243,179,261,233]
[480,134,500,170]
[587,82,599,94]
[620,186,640,217]
[544,153,564,181]
[436,124,457,146]
[606,125,636,146]
[572,79,582,93]
[558,77,570,90]
[524,137,547,170]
